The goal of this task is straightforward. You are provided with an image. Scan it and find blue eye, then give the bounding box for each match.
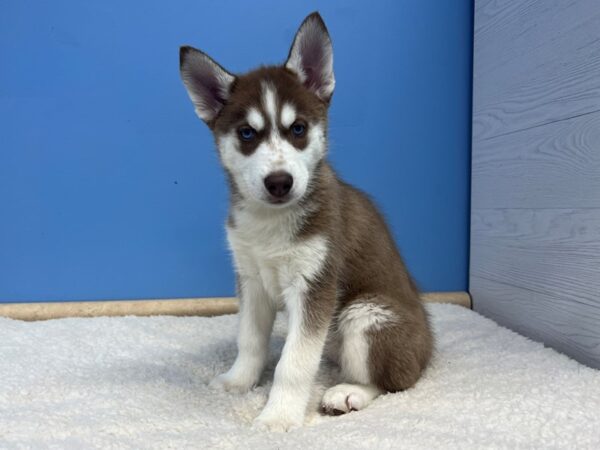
[291,123,306,137]
[239,127,256,141]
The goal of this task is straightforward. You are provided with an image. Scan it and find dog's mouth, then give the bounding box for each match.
[262,189,303,208]
[266,195,293,206]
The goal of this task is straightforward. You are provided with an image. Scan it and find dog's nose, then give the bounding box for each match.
[264,171,293,198]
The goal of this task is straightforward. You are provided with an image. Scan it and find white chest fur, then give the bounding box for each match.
[227,206,328,305]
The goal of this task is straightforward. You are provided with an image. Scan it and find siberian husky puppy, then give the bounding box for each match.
[179,12,432,431]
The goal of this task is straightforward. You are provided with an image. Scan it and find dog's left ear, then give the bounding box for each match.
[285,12,335,102]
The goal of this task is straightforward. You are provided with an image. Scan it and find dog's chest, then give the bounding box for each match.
[227,209,328,302]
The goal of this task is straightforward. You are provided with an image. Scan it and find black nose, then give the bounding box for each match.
[264,171,293,198]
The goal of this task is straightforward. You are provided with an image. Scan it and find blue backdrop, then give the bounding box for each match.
[0,0,473,302]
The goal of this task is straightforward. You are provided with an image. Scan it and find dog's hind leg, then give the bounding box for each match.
[321,295,432,415]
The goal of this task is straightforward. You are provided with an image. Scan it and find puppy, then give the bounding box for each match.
[179,12,433,431]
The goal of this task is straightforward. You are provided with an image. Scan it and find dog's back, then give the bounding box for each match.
[291,160,433,391]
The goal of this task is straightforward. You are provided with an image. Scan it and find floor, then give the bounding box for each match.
[1,304,599,449]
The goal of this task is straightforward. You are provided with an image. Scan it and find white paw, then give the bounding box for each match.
[321,384,373,415]
[253,408,303,432]
[209,371,256,393]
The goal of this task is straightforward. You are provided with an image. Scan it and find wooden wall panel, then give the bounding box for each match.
[473,0,600,141]
[472,112,600,209]
[470,277,599,365]
[471,0,600,368]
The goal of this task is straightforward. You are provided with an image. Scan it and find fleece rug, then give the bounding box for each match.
[1,303,599,449]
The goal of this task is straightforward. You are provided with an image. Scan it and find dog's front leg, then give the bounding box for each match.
[254,279,334,432]
[210,275,276,392]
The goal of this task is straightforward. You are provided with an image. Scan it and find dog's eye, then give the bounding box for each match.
[290,122,306,137]
[238,126,256,141]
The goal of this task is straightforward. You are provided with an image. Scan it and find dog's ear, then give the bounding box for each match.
[285,12,335,102]
[179,46,235,124]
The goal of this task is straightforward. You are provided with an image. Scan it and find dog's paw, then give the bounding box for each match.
[321,384,376,415]
[209,372,256,393]
[253,409,302,432]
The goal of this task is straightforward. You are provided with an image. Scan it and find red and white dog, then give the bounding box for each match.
[179,12,432,431]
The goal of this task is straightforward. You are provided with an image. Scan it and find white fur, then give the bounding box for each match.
[338,302,396,384]
[227,213,328,310]
[182,12,358,433]
[247,107,265,131]
[280,103,296,128]
[213,82,330,432]
[207,25,333,432]
[217,87,326,208]
[318,302,394,416]
[322,383,384,414]
[255,278,327,431]
[263,83,278,129]
[222,212,329,430]
[209,275,275,393]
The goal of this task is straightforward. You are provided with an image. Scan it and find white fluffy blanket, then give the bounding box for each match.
[1,304,599,449]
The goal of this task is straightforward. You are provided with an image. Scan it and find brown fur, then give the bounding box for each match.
[211,66,328,210]
[180,11,432,401]
[212,67,328,153]
[292,161,433,392]
[209,64,432,394]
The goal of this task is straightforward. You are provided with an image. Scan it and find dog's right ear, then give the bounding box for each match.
[179,46,235,124]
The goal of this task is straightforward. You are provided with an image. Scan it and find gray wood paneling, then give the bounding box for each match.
[470,276,600,365]
[471,208,600,328]
[471,0,600,368]
[472,111,600,209]
[473,0,600,141]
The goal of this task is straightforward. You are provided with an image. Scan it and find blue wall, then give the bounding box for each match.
[0,0,473,302]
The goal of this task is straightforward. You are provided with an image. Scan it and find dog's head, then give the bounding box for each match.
[180,12,334,208]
